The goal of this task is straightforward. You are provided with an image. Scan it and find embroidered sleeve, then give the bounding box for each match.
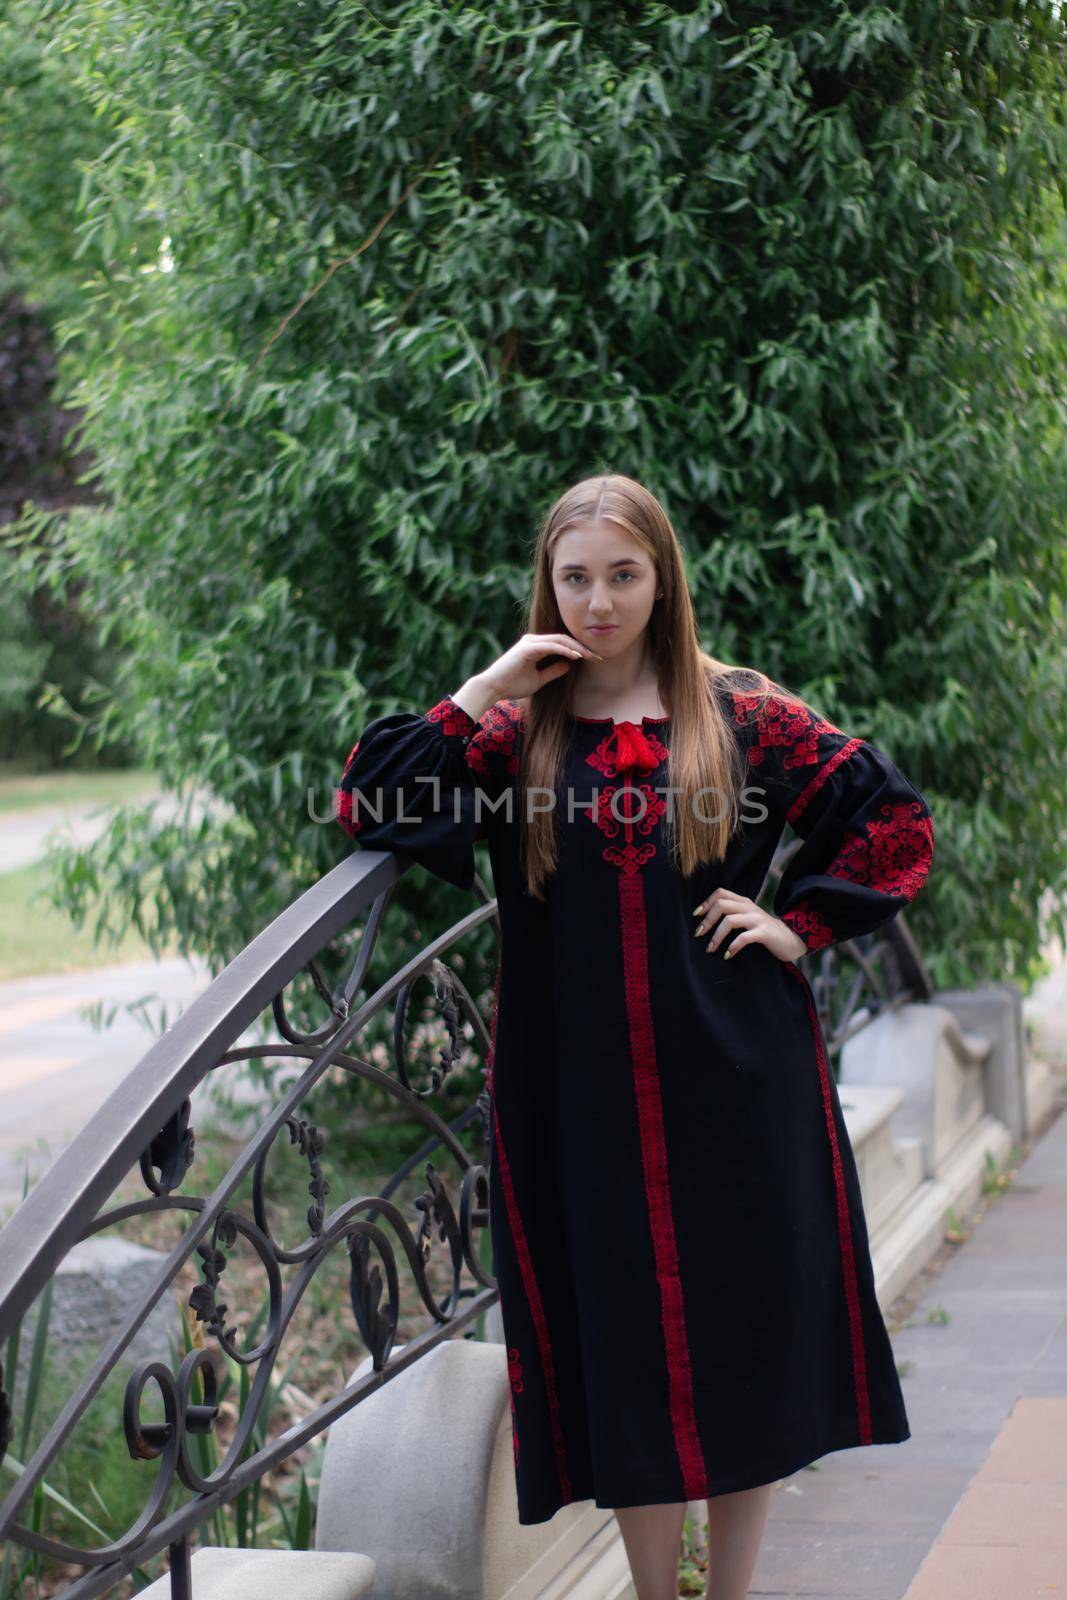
[335,696,521,891]
[732,686,935,953]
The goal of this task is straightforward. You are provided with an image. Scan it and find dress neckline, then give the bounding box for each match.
[568,712,672,726]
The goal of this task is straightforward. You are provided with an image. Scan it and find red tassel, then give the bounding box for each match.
[612,721,660,775]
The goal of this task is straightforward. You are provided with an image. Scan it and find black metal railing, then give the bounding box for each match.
[0,837,931,1600]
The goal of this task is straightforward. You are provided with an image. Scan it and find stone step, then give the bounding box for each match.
[135,1548,376,1600]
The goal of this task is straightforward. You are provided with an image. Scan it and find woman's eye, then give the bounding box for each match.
[564,572,637,584]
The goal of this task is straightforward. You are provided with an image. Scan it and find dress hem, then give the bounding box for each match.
[514,1421,912,1526]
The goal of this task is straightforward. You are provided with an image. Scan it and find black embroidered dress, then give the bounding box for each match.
[335,673,935,1524]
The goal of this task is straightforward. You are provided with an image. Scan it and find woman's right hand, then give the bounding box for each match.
[480,632,601,701]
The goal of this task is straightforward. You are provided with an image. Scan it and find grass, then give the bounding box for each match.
[0,763,181,981]
[0,764,161,817]
[0,857,183,981]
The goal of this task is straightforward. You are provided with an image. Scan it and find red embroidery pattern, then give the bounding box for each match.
[465,700,524,780]
[594,783,666,839]
[782,902,834,952]
[785,739,864,827]
[729,688,933,952]
[578,721,707,1500]
[584,723,669,872]
[782,803,934,951]
[335,788,359,836]
[336,697,525,842]
[586,722,669,782]
[506,1347,525,1464]
[731,689,846,778]
[619,868,708,1501]
[595,783,666,875]
[785,963,872,1444]
[425,696,480,739]
[823,804,934,900]
[491,1095,572,1503]
[335,740,363,838]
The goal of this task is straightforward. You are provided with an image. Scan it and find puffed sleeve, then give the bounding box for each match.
[334,695,521,891]
[735,686,935,953]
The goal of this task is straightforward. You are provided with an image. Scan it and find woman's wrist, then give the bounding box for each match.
[775,918,810,961]
[450,675,499,725]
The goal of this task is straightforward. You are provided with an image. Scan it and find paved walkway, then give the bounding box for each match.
[904,1397,1067,1597]
[0,786,219,875]
[740,1093,1067,1597]
[738,969,1067,1598]
[0,954,216,1210]
[0,784,229,1209]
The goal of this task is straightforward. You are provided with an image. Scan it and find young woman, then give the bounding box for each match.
[336,473,935,1600]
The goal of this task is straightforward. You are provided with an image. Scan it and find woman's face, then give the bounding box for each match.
[550,519,659,655]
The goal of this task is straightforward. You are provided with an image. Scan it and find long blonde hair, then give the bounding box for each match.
[514,473,804,901]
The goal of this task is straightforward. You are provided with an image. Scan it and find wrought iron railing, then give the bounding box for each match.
[0,836,931,1600]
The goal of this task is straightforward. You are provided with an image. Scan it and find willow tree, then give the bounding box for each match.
[2,0,1066,995]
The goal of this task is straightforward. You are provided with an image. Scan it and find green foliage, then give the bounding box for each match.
[0,578,50,723]
[0,42,135,770]
[0,1,1065,990]
[0,18,108,322]
[0,552,137,769]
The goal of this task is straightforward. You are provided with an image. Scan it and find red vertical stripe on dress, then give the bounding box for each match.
[487,953,573,1503]
[787,963,872,1444]
[618,869,709,1502]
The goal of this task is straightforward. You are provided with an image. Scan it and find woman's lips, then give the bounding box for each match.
[588,625,618,633]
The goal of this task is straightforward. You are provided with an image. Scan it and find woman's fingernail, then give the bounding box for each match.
[692,903,704,915]
[724,948,734,959]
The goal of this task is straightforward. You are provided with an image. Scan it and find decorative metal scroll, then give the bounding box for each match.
[0,850,502,1600]
[0,837,930,1600]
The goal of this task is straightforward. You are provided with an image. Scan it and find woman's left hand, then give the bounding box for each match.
[693,888,808,963]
